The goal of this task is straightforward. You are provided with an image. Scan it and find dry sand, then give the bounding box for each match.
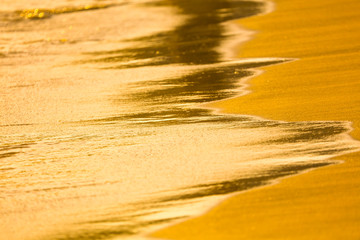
[151,0,360,239]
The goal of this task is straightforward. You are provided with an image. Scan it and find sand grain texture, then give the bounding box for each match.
[151,0,360,239]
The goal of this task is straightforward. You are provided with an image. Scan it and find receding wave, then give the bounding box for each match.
[0,0,359,240]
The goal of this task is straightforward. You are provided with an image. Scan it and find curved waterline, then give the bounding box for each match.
[0,0,359,240]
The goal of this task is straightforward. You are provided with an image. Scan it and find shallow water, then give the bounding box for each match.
[1,0,359,239]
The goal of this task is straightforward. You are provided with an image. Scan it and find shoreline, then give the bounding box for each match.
[151,0,360,239]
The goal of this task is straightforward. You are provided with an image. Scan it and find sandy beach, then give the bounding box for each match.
[151,0,360,239]
[1,0,359,239]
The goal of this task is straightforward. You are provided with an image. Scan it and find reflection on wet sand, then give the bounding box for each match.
[86,59,288,125]
[1,0,359,239]
[160,161,331,203]
[59,0,359,238]
[80,0,286,125]
[85,0,266,67]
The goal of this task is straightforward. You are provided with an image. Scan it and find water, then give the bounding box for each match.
[1,0,359,239]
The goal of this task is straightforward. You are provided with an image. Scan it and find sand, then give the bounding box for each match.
[151,0,360,239]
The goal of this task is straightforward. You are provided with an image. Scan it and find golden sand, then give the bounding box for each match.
[151,0,360,239]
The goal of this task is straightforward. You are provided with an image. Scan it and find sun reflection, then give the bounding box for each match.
[1,0,359,239]
[18,4,113,20]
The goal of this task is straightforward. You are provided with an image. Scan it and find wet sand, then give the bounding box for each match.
[151,0,360,239]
